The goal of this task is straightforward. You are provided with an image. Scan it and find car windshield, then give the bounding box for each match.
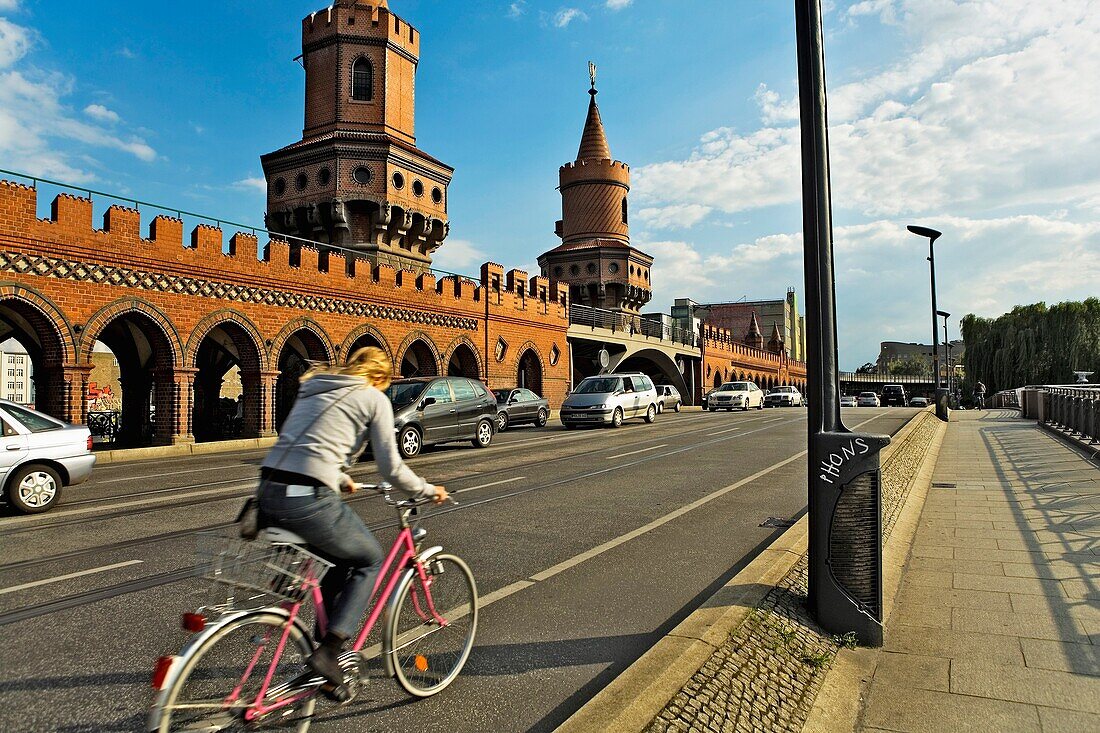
[883,386,903,394]
[492,389,512,403]
[720,383,748,391]
[575,377,623,394]
[3,404,63,432]
[387,381,428,410]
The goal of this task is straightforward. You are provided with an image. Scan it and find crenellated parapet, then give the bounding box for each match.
[701,323,807,395]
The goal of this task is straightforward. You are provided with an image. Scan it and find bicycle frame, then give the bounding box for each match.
[241,515,450,721]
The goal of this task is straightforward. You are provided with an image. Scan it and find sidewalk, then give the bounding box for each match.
[854,410,1099,732]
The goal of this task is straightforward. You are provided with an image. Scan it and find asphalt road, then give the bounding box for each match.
[0,407,918,732]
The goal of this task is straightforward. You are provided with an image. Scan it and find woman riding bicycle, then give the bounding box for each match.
[257,347,447,688]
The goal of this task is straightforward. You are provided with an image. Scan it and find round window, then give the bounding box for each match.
[630,265,636,275]
[569,264,580,276]
[392,171,405,189]
[644,269,650,281]
[295,173,309,191]
[273,178,286,196]
[353,166,372,185]
[412,179,424,197]
[586,262,597,274]
[431,187,443,204]
[553,266,564,277]
[317,168,331,186]
[608,262,620,274]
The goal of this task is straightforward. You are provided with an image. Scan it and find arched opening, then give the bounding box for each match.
[617,349,690,404]
[193,322,263,442]
[275,330,330,430]
[346,332,385,362]
[517,349,543,395]
[352,57,373,101]
[0,297,67,420]
[89,311,177,447]
[400,339,438,378]
[713,371,722,390]
[447,343,480,379]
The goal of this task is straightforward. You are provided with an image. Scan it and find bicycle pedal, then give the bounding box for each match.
[320,682,352,704]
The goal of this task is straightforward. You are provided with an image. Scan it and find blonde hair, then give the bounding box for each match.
[300,346,393,390]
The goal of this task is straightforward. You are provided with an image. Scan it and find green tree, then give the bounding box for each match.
[886,355,932,377]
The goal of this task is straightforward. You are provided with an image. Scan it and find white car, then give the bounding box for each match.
[857,391,881,407]
[840,395,858,408]
[0,400,95,513]
[707,381,765,411]
[764,386,804,407]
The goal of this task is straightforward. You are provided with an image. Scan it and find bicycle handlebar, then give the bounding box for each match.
[354,482,457,507]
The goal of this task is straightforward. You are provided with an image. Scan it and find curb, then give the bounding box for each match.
[93,436,279,465]
[554,409,941,733]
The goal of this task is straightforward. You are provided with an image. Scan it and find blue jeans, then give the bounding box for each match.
[257,483,384,640]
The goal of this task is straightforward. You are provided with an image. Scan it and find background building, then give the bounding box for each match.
[689,289,806,362]
[877,340,965,378]
[0,345,33,405]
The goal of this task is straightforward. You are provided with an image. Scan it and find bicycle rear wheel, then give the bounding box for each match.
[155,611,315,732]
[387,554,478,697]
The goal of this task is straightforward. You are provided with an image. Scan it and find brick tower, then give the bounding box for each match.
[538,64,653,315]
[261,0,453,272]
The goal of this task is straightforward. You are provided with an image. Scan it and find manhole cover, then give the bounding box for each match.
[760,517,796,528]
[931,482,957,488]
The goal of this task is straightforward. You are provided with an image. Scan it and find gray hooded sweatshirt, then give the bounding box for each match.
[261,373,435,499]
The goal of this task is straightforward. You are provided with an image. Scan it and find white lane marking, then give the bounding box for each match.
[464,409,902,611]
[610,444,667,459]
[0,560,144,595]
[453,477,525,495]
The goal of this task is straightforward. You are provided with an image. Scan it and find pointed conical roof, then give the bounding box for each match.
[577,89,612,161]
[747,311,762,338]
[770,322,783,342]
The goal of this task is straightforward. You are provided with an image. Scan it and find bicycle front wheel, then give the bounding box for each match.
[156,611,315,732]
[387,553,478,697]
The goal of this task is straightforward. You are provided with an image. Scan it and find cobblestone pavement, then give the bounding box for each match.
[645,413,939,733]
[857,410,1100,733]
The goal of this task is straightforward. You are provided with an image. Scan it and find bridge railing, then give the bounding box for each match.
[569,304,698,348]
[1043,385,1100,445]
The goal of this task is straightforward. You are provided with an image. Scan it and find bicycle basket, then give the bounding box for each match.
[196,533,333,612]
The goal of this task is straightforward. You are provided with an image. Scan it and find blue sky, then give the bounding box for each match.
[1,0,1097,369]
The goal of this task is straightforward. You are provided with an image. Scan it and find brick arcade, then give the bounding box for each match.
[0,0,805,447]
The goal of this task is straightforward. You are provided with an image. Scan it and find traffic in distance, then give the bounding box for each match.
[0,377,929,516]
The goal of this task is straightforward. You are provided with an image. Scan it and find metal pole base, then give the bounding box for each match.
[936,388,950,421]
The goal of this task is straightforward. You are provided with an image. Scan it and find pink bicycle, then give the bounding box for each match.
[148,485,478,732]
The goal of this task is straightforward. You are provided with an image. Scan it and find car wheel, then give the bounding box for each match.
[610,408,624,428]
[644,404,657,424]
[536,409,549,427]
[398,426,422,459]
[708,406,716,412]
[496,412,509,433]
[757,400,764,410]
[7,464,62,514]
[674,402,682,413]
[656,402,664,414]
[472,419,494,448]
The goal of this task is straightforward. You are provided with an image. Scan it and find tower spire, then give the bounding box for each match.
[577,61,612,161]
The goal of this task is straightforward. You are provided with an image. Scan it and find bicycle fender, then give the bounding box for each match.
[381,546,445,677]
[147,608,312,732]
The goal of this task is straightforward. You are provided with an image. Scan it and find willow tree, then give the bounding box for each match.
[961,298,1100,394]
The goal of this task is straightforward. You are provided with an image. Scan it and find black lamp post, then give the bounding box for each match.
[937,309,951,403]
[907,225,949,421]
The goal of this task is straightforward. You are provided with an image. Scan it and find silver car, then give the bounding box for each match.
[0,400,95,513]
[657,384,682,413]
[560,373,660,428]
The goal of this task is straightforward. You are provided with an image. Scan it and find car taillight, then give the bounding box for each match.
[181,612,206,633]
[87,435,93,451]
[152,656,176,689]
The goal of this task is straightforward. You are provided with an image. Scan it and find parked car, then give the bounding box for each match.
[0,400,95,514]
[764,385,804,408]
[840,395,858,408]
[657,384,682,413]
[707,381,765,411]
[560,373,660,429]
[909,396,930,407]
[387,377,498,458]
[493,387,550,432]
[857,391,881,407]
[881,384,908,407]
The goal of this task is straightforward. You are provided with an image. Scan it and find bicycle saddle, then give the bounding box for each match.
[257,527,308,545]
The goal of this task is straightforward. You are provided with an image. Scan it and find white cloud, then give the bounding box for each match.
[232,177,267,193]
[507,1,526,19]
[0,15,158,179]
[553,8,588,28]
[431,238,487,274]
[0,1,21,13]
[636,203,712,230]
[606,0,634,9]
[84,103,119,123]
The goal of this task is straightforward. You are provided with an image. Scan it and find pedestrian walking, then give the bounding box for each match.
[975,380,986,409]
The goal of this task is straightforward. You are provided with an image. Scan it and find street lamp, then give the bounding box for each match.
[907,225,949,421]
[937,309,951,403]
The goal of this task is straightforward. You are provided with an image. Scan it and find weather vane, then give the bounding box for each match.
[588,61,598,93]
